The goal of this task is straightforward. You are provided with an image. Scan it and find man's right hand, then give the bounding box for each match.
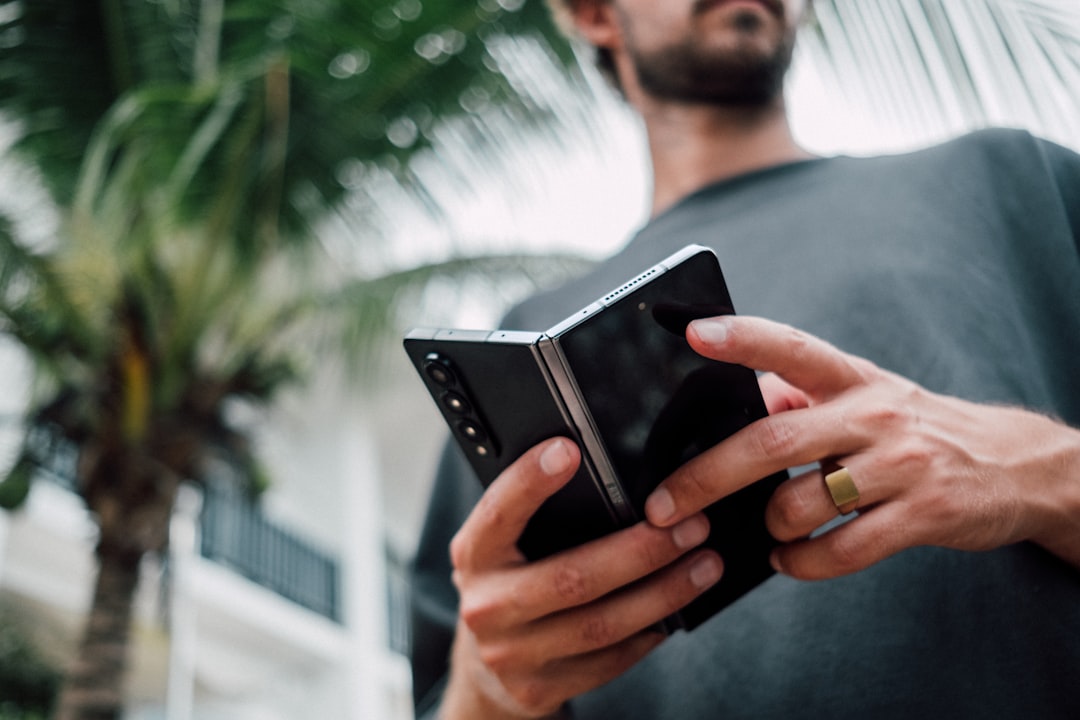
[440,437,723,719]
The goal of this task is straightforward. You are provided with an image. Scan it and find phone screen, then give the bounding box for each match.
[551,248,785,627]
[554,251,754,511]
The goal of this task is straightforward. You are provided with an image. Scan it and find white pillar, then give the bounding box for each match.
[340,417,395,720]
[166,484,202,720]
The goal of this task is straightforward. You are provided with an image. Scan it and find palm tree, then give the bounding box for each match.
[0,1,586,718]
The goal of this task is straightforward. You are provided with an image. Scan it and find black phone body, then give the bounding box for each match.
[402,328,623,560]
[404,245,787,630]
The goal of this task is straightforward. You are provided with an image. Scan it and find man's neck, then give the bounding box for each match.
[639,97,814,217]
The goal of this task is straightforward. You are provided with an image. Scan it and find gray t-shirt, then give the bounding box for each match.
[410,129,1080,719]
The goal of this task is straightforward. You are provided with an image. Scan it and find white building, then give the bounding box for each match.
[0,341,448,720]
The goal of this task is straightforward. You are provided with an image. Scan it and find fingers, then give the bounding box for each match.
[766,459,898,542]
[770,502,916,580]
[643,315,889,528]
[462,514,714,632]
[526,549,722,659]
[687,316,872,402]
[469,549,722,687]
[645,402,867,527]
[451,437,580,570]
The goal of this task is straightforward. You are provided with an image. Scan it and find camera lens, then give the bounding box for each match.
[457,420,487,443]
[423,353,455,387]
[441,391,471,415]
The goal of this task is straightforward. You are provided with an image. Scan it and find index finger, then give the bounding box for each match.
[687,316,872,401]
[450,437,580,570]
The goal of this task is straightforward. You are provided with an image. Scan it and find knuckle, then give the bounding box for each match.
[579,612,618,648]
[552,563,590,605]
[857,400,916,437]
[459,593,502,633]
[449,530,470,570]
[822,530,866,575]
[629,523,678,569]
[475,492,509,532]
[477,641,516,676]
[860,403,905,431]
[449,526,479,569]
[886,437,935,475]
[672,461,717,509]
[784,326,815,364]
[771,481,814,532]
[750,416,799,459]
[847,355,882,384]
[511,680,555,716]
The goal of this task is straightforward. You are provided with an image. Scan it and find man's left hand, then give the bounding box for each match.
[643,316,1080,577]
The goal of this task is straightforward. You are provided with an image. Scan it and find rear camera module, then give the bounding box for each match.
[423,353,456,387]
[442,391,471,415]
[457,420,487,443]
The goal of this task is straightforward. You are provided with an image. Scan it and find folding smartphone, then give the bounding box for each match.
[403,245,787,630]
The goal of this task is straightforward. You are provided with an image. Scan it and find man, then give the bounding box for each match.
[410,1,1080,718]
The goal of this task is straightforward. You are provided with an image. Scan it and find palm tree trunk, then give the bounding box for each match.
[53,545,143,720]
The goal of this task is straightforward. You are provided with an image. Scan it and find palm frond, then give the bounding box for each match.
[324,252,593,374]
[0,213,97,364]
[803,0,1080,150]
[0,0,581,236]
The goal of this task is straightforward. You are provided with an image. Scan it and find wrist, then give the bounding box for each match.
[1026,420,1080,568]
[441,628,569,720]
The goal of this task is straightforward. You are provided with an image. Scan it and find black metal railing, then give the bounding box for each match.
[31,435,367,634]
[200,484,341,623]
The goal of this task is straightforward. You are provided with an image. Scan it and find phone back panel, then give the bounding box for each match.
[404,330,620,559]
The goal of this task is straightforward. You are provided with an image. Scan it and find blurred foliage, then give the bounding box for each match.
[0,611,59,718]
[0,0,572,237]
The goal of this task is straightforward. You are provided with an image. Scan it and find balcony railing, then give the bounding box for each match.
[385,543,411,656]
[199,484,341,623]
[31,431,347,628]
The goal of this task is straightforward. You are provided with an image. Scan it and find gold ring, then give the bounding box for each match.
[824,465,860,515]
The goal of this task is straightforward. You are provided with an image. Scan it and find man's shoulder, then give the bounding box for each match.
[907,126,1074,170]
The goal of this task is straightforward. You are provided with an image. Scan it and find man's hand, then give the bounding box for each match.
[442,437,722,719]
[643,316,1080,579]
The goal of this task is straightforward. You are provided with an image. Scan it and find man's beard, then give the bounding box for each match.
[625,13,797,106]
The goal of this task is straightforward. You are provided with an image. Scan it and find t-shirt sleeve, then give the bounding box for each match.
[409,439,482,717]
[1034,135,1080,256]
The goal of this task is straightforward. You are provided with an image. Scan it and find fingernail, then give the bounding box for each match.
[646,487,676,525]
[769,550,784,575]
[671,515,709,550]
[689,317,730,345]
[539,439,572,476]
[690,555,722,589]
